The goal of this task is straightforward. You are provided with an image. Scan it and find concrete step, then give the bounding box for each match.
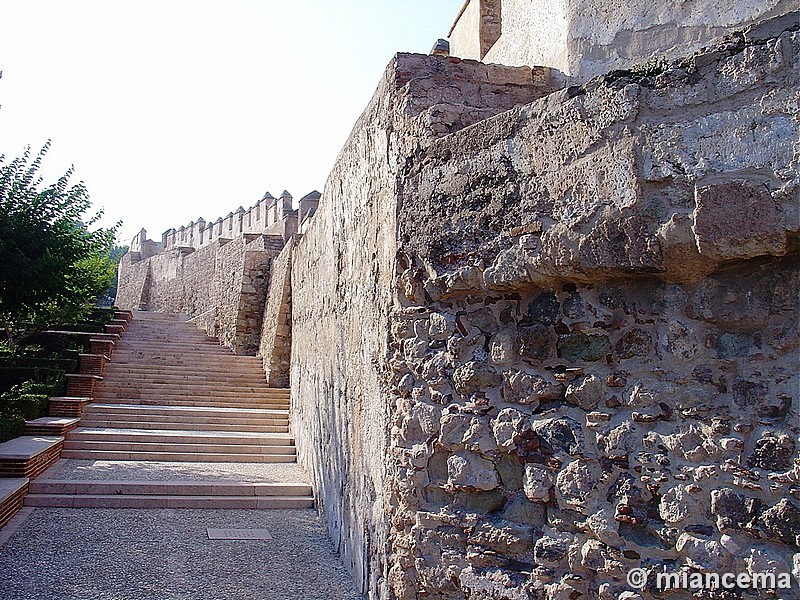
[78,420,289,433]
[24,493,313,509]
[68,428,294,446]
[60,450,298,462]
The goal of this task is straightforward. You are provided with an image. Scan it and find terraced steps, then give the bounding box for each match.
[23,310,311,510]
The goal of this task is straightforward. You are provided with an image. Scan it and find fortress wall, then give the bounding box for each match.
[290,54,556,598]
[387,27,799,598]
[115,252,150,311]
[259,239,293,387]
[116,235,281,355]
[451,0,796,83]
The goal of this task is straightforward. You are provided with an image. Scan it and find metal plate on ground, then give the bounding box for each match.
[207,528,273,540]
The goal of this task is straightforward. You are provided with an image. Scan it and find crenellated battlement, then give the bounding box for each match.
[156,190,321,253]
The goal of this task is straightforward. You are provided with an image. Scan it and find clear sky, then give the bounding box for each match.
[0,0,463,246]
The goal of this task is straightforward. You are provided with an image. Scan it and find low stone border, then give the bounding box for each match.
[0,479,28,529]
[0,437,64,479]
[24,417,81,437]
[48,397,92,418]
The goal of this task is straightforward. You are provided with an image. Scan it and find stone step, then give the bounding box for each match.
[111,344,251,352]
[106,360,264,370]
[114,334,223,341]
[78,420,289,433]
[62,440,297,454]
[112,346,247,366]
[68,428,294,446]
[133,311,187,320]
[91,398,290,409]
[102,368,268,379]
[82,403,288,418]
[95,385,289,397]
[29,480,311,496]
[80,413,289,425]
[60,450,298,462]
[24,493,314,509]
[102,368,268,380]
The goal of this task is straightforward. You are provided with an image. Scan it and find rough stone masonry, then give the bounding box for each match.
[118,14,800,600]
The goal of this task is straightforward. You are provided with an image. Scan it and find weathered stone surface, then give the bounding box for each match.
[533,417,585,456]
[522,464,553,503]
[676,533,730,571]
[452,361,503,396]
[693,181,788,261]
[503,371,564,406]
[747,433,796,471]
[490,329,517,365]
[565,375,603,410]
[555,459,602,512]
[534,534,572,568]
[517,324,556,361]
[658,484,706,524]
[447,453,500,491]
[760,499,800,546]
[492,408,531,450]
[710,488,761,533]
[556,333,610,363]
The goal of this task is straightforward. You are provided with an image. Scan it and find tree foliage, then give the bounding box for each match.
[0,142,118,350]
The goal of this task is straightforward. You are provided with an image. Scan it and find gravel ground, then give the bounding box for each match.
[41,460,310,483]
[0,507,363,600]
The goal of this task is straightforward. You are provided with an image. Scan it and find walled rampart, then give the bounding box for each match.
[449,0,797,83]
[290,54,557,597]
[117,232,284,355]
[159,190,320,252]
[115,16,799,600]
[292,23,798,600]
[259,238,294,387]
[386,26,799,599]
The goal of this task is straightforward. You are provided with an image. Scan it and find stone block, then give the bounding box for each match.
[693,181,787,261]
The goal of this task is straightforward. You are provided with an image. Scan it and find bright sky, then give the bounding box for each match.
[0,0,462,246]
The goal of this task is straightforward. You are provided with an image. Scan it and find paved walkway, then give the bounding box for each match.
[0,505,363,599]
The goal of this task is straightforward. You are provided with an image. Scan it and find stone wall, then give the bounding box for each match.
[290,54,558,598]
[386,26,799,599]
[116,233,284,355]
[449,0,796,83]
[259,239,294,387]
[113,15,799,600]
[115,252,150,311]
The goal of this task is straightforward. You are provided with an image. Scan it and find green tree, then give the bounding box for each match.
[0,141,118,350]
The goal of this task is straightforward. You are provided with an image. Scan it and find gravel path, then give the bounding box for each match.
[0,507,363,600]
[41,460,309,483]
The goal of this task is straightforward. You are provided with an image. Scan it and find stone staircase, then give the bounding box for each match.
[24,311,312,509]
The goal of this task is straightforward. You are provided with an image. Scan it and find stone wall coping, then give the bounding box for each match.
[0,478,28,503]
[25,417,80,428]
[0,436,63,460]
